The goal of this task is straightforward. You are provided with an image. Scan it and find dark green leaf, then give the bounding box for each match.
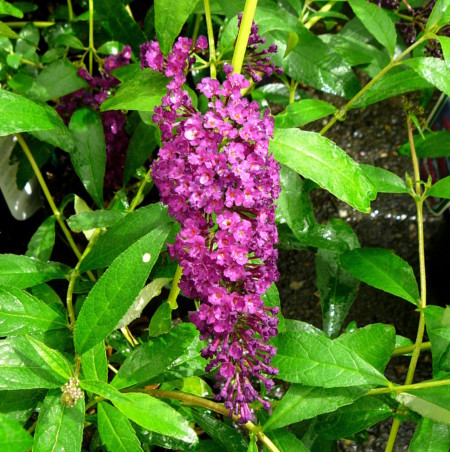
[427,0,450,31]
[79,379,130,404]
[272,331,389,387]
[148,302,172,337]
[154,0,198,54]
[263,385,366,431]
[315,396,392,439]
[81,341,108,382]
[33,389,84,452]
[54,34,85,50]
[0,20,18,39]
[262,282,286,333]
[410,418,450,452]
[97,41,124,55]
[98,402,143,452]
[94,0,147,55]
[112,323,199,389]
[101,69,167,112]
[398,131,450,158]
[192,409,248,452]
[67,210,127,232]
[123,121,157,184]
[25,215,56,261]
[263,428,309,452]
[252,83,301,106]
[348,0,396,55]
[0,285,66,336]
[270,128,376,213]
[80,203,172,272]
[335,324,396,372]
[29,59,88,102]
[0,91,61,136]
[113,393,198,445]
[0,254,68,288]
[274,99,337,129]
[360,164,408,194]
[0,1,23,18]
[0,389,44,424]
[0,413,32,452]
[75,225,170,354]
[351,70,433,109]
[424,306,450,374]
[397,386,450,425]
[403,57,450,97]
[340,248,420,305]
[69,108,106,208]
[428,176,450,199]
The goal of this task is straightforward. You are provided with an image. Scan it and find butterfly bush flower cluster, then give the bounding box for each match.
[141,31,281,423]
[57,47,132,187]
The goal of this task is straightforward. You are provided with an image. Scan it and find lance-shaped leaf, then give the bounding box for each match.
[0,389,45,424]
[81,341,108,382]
[427,0,450,31]
[266,429,309,452]
[0,413,32,452]
[270,128,376,213]
[67,210,127,232]
[75,225,170,354]
[33,389,84,452]
[25,216,56,262]
[428,176,450,199]
[398,131,450,158]
[340,248,420,305]
[424,306,450,374]
[360,164,408,194]
[0,285,67,336]
[410,418,450,452]
[69,108,106,208]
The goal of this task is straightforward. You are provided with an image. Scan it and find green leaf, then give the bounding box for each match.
[397,386,450,425]
[0,285,66,336]
[424,306,450,374]
[427,0,450,31]
[0,90,61,136]
[29,58,88,102]
[272,331,389,387]
[101,69,167,112]
[25,216,56,261]
[351,70,433,109]
[80,203,172,272]
[154,0,198,54]
[335,324,396,372]
[398,131,450,158]
[0,337,67,389]
[263,428,309,452]
[33,389,84,452]
[438,35,450,61]
[348,0,396,55]
[402,57,450,97]
[69,108,106,208]
[0,389,44,425]
[428,176,450,199]
[112,392,198,445]
[0,0,23,18]
[81,341,108,382]
[94,0,147,55]
[112,323,199,389]
[270,128,376,213]
[123,121,157,184]
[340,248,420,305]
[67,210,127,232]
[54,34,85,50]
[0,254,68,288]
[148,302,172,337]
[98,402,143,452]
[410,418,450,452]
[0,413,32,452]
[315,396,392,439]
[0,20,18,39]
[79,379,130,404]
[274,99,337,129]
[75,224,170,354]
[360,164,408,194]
[262,282,286,333]
[192,409,248,452]
[263,385,366,431]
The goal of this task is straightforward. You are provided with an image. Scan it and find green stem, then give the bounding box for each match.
[192,14,201,45]
[386,420,401,452]
[128,168,152,212]
[304,1,336,29]
[88,0,94,75]
[67,0,74,21]
[168,265,183,310]
[204,0,216,79]
[392,341,431,356]
[231,0,258,75]
[319,35,429,136]
[5,21,55,28]
[367,378,450,396]
[289,80,298,104]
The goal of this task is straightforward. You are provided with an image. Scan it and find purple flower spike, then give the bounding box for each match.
[142,36,281,424]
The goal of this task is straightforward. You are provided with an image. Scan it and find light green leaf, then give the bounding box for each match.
[264,428,309,452]
[154,0,199,54]
[101,69,167,112]
[398,131,450,158]
[403,57,450,97]
[274,99,337,129]
[360,164,408,194]
[67,210,127,232]
[0,20,18,39]
[0,285,66,336]
[438,36,450,62]
[0,413,32,452]
[25,216,56,261]
[0,1,23,18]
[427,0,450,31]
[348,0,396,55]
[98,402,143,452]
[33,389,84,452]
[410,418,450,452]
[75,225,170,354]
[428,176,450,199]
[113,393,198,445]
[272,331,389,387]
[424,306,450,374]
[81,341,108,382]
[340,248,420,305]
[79,379,130,404]
[0,254,68,288]
[270,128,376,213]
[263,385,365,431]
[69,108,106,208]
